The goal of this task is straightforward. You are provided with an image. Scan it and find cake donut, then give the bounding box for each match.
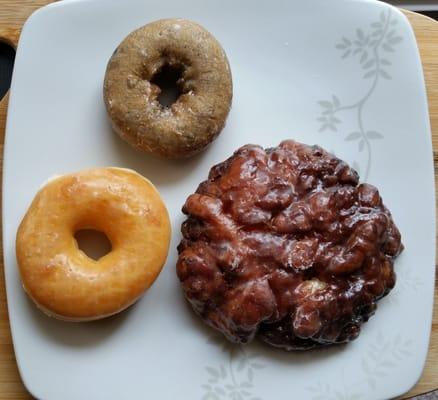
[103,18,233,159]
[16,167,171,321]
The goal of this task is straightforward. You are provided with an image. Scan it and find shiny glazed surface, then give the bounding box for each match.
[16,168,171,321]
[177,140,403,349]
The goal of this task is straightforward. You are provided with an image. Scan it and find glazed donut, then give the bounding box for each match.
[16,168,171,321]
[103,18,233,159]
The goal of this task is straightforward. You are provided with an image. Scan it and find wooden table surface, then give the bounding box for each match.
[0,1,436,399]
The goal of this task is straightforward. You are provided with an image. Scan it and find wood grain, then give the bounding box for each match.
[400,10,438,399]
[0,2,436,399]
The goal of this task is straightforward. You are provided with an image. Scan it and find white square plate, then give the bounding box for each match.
[3,0,435,399]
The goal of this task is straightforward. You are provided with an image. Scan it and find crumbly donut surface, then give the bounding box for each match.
[104,19,233,159]
[177,140,403,349]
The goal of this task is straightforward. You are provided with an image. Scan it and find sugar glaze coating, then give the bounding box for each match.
[177,140,403,349]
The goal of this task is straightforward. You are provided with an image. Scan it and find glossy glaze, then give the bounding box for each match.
[16,168,171,321]
[177,140,403,349]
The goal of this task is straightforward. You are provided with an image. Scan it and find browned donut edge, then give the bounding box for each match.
[103,18,233,159]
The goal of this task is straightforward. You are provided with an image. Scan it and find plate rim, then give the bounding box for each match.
[2,0,436,399]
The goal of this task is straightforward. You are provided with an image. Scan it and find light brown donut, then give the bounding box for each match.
[15,168,171,321]
[103,18,233,159]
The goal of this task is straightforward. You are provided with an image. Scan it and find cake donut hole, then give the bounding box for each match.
[150,62,186,107]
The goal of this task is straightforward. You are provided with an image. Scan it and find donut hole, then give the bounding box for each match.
[74,229,112,261]
[151,63,185,107]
